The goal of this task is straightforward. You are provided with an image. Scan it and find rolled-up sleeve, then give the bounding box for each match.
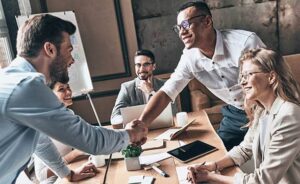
[34,134,70,178]
[160,54,193,102]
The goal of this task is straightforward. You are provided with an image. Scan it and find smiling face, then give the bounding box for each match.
[240,60,273,102]
[134,55,156,80]
[52,82,73,107]
[49,32,74,84]
[177,6,210,49]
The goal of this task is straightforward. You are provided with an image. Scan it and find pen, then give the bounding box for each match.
[151,164,169,177]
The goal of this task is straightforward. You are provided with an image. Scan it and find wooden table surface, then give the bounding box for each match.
[57,110,240,184]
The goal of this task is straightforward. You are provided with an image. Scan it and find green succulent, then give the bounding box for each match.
[122,145,143,158]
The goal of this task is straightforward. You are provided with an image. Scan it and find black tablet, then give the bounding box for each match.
[167,140,218,163]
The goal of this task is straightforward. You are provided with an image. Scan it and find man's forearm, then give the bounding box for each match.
[139,91,171,126]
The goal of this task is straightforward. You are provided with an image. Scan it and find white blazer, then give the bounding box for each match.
[228,97,300,184]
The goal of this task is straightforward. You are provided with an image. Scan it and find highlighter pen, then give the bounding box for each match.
[151,165,169,177]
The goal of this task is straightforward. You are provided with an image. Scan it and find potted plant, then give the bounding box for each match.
[122,145,143,171]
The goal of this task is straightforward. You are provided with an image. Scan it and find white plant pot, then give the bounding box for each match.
[125,157,141,171]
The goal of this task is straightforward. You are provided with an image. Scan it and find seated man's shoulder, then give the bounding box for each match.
[153,77,166,84]
[121,79,136,87]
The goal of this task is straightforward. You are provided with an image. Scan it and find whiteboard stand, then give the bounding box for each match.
[85,92,102,127]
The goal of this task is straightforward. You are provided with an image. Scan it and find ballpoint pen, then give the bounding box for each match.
[151,164,169,177]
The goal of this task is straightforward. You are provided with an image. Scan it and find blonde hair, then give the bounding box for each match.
[240,48,300,126]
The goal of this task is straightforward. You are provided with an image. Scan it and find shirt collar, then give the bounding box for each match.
[214,29,225,56]
[9,56,46,84]
[10,56,38,73]
[268,96,285,116]
[183,29,225,59]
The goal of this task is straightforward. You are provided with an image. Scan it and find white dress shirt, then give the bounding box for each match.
[160,29,265,109]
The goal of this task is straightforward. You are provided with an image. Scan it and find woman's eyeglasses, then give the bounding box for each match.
[239,71,266,84]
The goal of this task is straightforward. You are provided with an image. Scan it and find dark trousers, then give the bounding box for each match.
[217,105,248,151]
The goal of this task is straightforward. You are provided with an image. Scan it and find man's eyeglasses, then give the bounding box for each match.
[172,14,207,34]
[135,62,153,68]
[239,71,266,84]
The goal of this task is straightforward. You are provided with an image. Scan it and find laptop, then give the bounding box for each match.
[121,103,173,130]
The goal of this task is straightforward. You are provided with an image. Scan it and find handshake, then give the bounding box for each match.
[125,120,148,146]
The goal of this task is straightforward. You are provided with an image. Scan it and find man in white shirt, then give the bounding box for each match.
[138,1,265,150]
[111,49,172,129]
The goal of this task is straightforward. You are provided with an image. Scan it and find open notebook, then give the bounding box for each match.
[121,103,173,130]
[154,119,196,140]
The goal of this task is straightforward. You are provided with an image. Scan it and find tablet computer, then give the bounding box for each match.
[167,140,217,163]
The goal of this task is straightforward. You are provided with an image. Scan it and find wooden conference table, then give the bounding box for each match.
[58,110,240,184]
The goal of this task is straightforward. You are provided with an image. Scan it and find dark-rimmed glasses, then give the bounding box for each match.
[173,14,207,34]
[135,62,153,68]
[239,71,267,84]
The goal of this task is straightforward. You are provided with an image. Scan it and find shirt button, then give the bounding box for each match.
[229,89,232,92]
[221,75,225,78]
[234,99,237,101]
[212,62,215,64]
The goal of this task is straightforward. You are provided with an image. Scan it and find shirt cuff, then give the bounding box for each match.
[57,165,71,178]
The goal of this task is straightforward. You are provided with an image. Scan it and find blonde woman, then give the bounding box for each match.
[187,48,300,183]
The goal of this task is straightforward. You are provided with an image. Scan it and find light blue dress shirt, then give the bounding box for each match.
[0,57,130,183]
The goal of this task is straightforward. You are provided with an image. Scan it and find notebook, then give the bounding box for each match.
[121,103,173,130]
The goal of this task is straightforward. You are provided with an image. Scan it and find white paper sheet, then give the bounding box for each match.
[128,175,154,184]
[139,152,171,165]
[176,164,209,184]
[176,165,196,184]
[153,129,179,140]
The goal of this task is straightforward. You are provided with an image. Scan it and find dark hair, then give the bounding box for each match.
[135,49,155,63]
[177,1,212,16]
[48,79,69,90]
[17,14,76,58]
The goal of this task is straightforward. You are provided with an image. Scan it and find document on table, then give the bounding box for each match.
[176,165,209,184]
[139,152,171,165]
[154,129,179,140]
[128,175,154,184]
[154,119,196,140]
[176,165,196,184]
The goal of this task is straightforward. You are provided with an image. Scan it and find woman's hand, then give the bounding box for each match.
[68,162,99,181]
[186,162,216,183]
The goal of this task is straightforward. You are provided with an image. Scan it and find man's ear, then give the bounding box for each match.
[43,42,57,58]
[203,15,213,27]
[152,63,156,70]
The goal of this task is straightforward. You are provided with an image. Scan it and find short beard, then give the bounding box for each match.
[49,54,69,85]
